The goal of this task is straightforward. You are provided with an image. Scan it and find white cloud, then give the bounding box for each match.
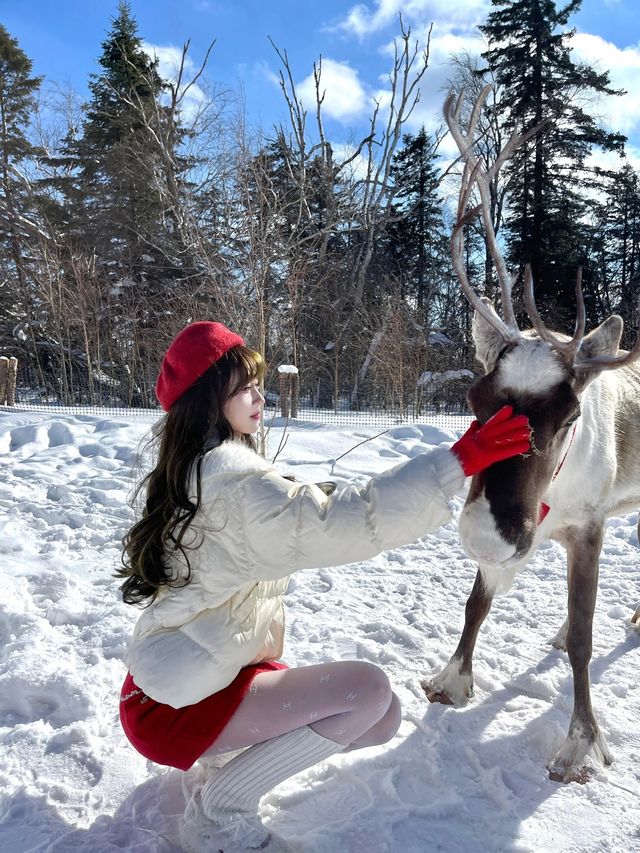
[334,0,489,39]
[143,43,194,80]
[624,144,640,173]
[335,0,399,38]
[571,32,640,139]
[256,59,281,90]
[142,42,207,123]
[331,143,371,182]
[585,146,640,180]
[296,58,368,122]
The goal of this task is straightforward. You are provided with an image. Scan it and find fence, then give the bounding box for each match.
[8,358,476,430]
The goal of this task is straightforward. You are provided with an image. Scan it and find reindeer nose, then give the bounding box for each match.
[507,512,537,558]
[514,534,534,559]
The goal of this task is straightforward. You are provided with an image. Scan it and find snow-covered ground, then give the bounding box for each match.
[0,407,639,853]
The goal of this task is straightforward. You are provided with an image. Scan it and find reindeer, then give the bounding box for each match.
[422,86,640,783]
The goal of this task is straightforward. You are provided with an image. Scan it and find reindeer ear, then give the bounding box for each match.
[578,315,623,360]
[573,315,624,391]
[472,298,506,372]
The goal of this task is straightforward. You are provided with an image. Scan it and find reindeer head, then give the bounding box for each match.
[445,87,640,579]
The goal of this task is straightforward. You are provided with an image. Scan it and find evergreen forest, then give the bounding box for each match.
[1,1,638,412]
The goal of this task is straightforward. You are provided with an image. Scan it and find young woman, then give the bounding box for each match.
[117,321,530,853]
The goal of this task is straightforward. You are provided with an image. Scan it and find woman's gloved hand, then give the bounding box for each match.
[451,405,531,476]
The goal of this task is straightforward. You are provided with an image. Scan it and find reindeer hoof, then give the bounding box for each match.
[420,659,473,706]
[631,606,640,627]
[548,727,613,784]
[548,764,594,785]
[421,680,455,705]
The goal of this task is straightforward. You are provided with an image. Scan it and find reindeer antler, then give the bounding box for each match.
[447,87,640,375]
[524,264,640,372]
[445,85,547,344]
[523,265,586,363]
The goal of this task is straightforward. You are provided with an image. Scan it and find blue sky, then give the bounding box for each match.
[3,0,640,167]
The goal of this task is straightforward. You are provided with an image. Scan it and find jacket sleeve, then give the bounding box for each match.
[201,446,465,583]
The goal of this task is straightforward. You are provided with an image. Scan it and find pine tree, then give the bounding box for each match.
[50,2,185,275]
[84,3,161,258]
[36,3,214,404]
[386,128,449,313]
[588,163,640,343]
[0,25,44,349]
[479,0,625,324]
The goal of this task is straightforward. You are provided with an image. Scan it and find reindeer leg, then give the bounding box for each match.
[631,517,640,630]
[548,525,613,783]
[422,569,493,706]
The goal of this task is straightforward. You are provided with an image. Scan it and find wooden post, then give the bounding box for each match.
[0,357,18,405]
[0,358,7,405]
[278,371,289,418]
[7,358,17,405]
[277,365,299,419]
[291,371,299,418]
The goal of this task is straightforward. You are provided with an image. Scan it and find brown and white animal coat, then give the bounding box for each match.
[423,87,640,783]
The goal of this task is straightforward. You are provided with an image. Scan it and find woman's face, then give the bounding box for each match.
[222,375,265,437]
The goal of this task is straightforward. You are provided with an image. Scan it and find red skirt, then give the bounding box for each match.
[119,660,288,771]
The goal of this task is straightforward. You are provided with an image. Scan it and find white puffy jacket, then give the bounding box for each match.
[125,438,465,708]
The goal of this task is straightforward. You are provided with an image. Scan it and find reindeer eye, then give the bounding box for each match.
[563,409,580,428]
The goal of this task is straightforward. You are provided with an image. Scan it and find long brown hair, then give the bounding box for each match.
[116,345,265,606]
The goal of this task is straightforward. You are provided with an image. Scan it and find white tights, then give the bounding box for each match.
[202,660,401,756]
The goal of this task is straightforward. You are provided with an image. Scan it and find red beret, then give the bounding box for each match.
[156,321,245,411]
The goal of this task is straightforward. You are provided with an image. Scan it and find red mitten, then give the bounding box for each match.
[451,405,531,476]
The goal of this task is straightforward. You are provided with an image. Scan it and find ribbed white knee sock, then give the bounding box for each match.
[200,726,343,819]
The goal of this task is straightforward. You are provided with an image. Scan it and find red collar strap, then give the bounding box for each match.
[537,423,577,526]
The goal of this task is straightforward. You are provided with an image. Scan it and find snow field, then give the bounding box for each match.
[0,409,638,852]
